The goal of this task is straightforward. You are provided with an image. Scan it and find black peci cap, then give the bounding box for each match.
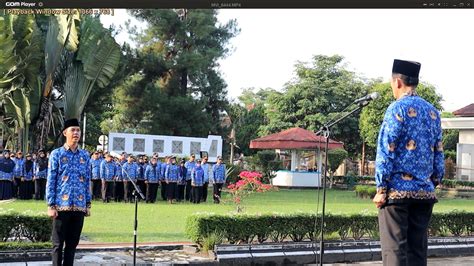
[392,59,421,78]
[63,118,80,131]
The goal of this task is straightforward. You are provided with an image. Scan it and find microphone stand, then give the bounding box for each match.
[122,167,146,266]
[315,100,372,265]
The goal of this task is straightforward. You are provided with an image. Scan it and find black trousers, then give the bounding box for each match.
[213,183,223,203]
[185,180,192,201]
[167,182,177,201]
[137,180,146,200]
[146,183,158,203]
[34,178,47,200]
[160,181,167,201]
[102,181,114,202]
[378,202,434,266]
[192,186,202,204]
[177,184,186,201]
[19,180,34,199]
[52,211,85,266]
[91,179,102,200]
[114,181,124,202]
[202,182,209,202]
[13,177,21,197]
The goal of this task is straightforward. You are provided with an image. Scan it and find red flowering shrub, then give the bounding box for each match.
[226,171,274,212]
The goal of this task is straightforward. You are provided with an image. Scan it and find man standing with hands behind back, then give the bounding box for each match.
[46,118,91,266]
[373,59,444,266]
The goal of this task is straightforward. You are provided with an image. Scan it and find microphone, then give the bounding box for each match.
[354,92,380,105]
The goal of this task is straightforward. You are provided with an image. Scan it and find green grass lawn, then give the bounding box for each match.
[1,189,473,243]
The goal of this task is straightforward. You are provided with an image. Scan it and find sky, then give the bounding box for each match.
[101,9,474,112]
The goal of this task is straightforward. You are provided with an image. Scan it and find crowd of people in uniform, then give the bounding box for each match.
[0,149,49,201]
[0,149,227,205]
[92,151,227,204]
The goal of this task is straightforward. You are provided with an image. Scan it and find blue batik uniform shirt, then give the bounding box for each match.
[35,157,48,179]
[100,160,116,181]
[165,163,180,182]
[185,161,196,181]
[191,165,205,186]
[0,158,15,181]
[202,163,210,183]
[13,157,24,177]
[212,163,226,184]
[145,163,160,183]
[375,95,444,203]
[46,144,91,212]
[122,162,138,182]
[90,158,101,180]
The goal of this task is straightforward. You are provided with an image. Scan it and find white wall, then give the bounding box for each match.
[459,130,474,144]
[108,132,223,162]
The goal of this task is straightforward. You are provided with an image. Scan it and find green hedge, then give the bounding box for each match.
[0,242,52,250]
[442,179,474,188]
[0,210,52,242]
[333,175,374,185]
[354,185,377,199]
[185,211,474,246]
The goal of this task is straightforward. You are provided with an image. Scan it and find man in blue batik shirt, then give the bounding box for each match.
[89,151,102,200]
[122,155,138,203]
[46,118,91,266]
[373,59,444,266]
[185,154,196,202]
[212,156,226,204]
[34,149,48,200]
[100,154,116,203]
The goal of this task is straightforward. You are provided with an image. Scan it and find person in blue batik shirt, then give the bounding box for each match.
[136,155,147,201]
[34,149,48,200]
[100,154,116,203]
[160,155,168,201]
[177,159,187,202]
[184,154,196,202]
[145,157,160,203]
[113,155,126,202]
[122,155,138,203]
[46,118,91,266]
[201,156,210,202]
[164,156,179,204]
[212,156,226,204]
[0,150,15,200]
[373,60,445,266]
[89,151,102,200]
[191,159,204,204]
[19,153,34,200]
[13,151,25,198]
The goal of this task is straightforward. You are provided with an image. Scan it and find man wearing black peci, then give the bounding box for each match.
[46,118,91,266]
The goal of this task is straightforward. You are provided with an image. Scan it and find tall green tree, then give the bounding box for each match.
[359,81,443,152]
[106,9,239,137]
[0,14,44,151]
[260,55,368,156]
[227,88,276,156]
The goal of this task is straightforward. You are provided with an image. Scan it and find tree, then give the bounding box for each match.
[107,9,239,137]
[359,81,443,152]
[327,148,348,188]
[247,150,282,184]
[259,55,368,156]
[227,88,275,156]
[441,111,459,161]
[0,14,44,151]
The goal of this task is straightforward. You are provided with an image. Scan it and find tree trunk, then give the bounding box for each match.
[361,141,366,176]
[180,69,188,95]
[34,96,53,151]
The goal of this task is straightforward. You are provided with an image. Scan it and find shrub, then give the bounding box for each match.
[185,211,474,247]
[0,210,52,242]
[354,185,377,199]
[0,242,52,250]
